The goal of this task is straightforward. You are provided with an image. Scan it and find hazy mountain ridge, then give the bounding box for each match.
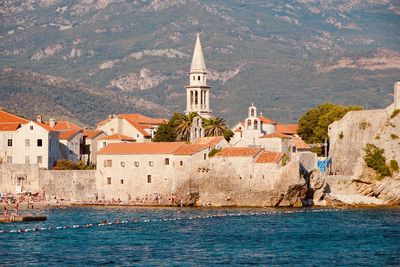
[0,0,399,125]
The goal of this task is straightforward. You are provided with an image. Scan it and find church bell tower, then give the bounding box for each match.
[185,33,212,119]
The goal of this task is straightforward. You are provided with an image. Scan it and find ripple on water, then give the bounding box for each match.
[0,207,400,266]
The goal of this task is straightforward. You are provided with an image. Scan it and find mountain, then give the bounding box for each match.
[1,0,399,126]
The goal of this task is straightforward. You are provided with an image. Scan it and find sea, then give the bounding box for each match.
[0,206,399,266]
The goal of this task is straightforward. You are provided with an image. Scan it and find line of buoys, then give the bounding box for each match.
[0,208,343,235]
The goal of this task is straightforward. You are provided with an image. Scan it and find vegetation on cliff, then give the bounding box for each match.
[298,103,362,144]
[53,160,95,170]
[363,144,391,179]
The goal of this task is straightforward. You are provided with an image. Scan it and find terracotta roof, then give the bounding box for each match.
[99,134,136,141]
[255,151,284,164]
[261,132,291,139]
[291,136,310,150]
[0,110,29,124]
[276,124,298,135]
[192,136,225,147]
[124,118,151,137]
[83,130,104,140]
[0,122,21,131]
[97,114,167,127]
[173,144,209,155]
[97,142,184,155]
[59,129,82,140]
[258,115,277,125]
[216,147,262,157]
[35,120,82,139]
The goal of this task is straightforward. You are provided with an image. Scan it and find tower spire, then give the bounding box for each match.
[190,33,206,73]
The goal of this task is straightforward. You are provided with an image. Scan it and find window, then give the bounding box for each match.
[251,108,255,117]
[25,156,30,164]
[37,156,42,164]
[198,76,200,81]
[104,159,112,167]
[147,175,152,183]
[180,161,184,166]
[37,139,43,147]
[247,119,252,129]
[204,153,207,160]
[103,142,107,147]
[193,76,195,81]
[7,139,12,147]
[25,139,30,147]
[135,161,140,167]
[262,175,265,180]
[136,134,139,138]
[149,161,154,167]
[107,177,111,185]
[30,125,33,130]
[120,179,124,184]
[120,161,125,167]
[6,156,12,163]
[164,158,170,165]
[254,120,258,130]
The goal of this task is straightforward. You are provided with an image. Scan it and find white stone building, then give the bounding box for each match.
[95,137,228,202]
[0,110,60,169]
[97,114,167,143]
[12,121,60,169]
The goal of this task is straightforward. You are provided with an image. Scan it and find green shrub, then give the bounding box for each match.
[53,160,95,170]
[363,144,391,179]
[359,120,371,130]
[282,154,289,166]
[390,109,400,119]
[208,148,222,157]
[390,159,399,173]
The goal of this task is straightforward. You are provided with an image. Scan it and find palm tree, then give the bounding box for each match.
[175,112,199,141]
[203,117,228,137]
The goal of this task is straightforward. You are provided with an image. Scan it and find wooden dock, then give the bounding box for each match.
[0,215,47,223]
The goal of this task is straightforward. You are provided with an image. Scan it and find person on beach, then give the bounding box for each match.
[14,201,19,215]
[3,205,8,217]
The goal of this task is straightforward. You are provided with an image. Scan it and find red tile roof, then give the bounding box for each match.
[36,120,82,139]
[173,144,209,155]
[97,142,184,155]
[261,132,291,139]
[258,115,277,124]
[83,130,104,140]
[276,124,299,135]
[291,136,310,150]
[255,151,284,164]
[192,136,225,147]
[99,134,135,141]
[0,110,29,124]
[97,114,168,138]
[0,122,21,131]
[216,147,262,157]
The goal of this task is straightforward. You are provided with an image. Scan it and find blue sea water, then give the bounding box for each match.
[0,207,399,266]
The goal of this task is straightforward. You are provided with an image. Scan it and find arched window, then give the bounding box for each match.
[254,120,258,130]
[247,119,252,129]
[193,76,195,81]
[250,108,255,117]
[198,76,201,81]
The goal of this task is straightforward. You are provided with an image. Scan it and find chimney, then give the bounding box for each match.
[36,115,43,123]
[49,118,56,128]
